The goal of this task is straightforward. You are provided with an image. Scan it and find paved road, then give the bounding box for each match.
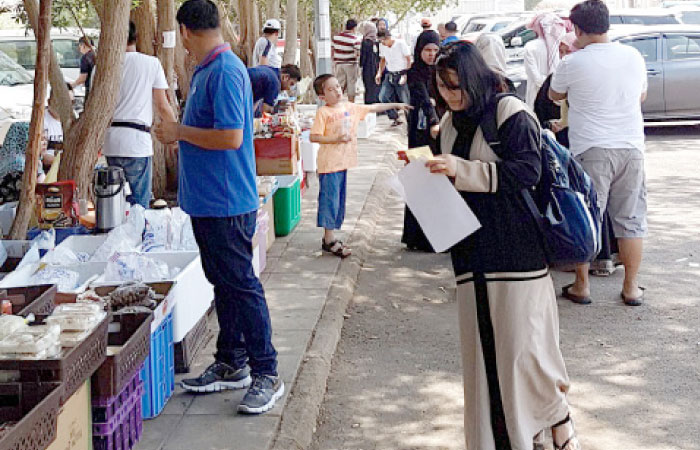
[311,124,700,450]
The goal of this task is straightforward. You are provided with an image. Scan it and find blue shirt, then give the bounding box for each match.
[178,44,259,217]
[442,36,459,45]
[247,66,280,107]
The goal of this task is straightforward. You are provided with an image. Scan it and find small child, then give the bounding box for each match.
[310,74,410,258]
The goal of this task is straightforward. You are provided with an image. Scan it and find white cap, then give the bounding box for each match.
[263,19,281,31]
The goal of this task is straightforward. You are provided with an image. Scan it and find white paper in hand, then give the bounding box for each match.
[392,160,481,252]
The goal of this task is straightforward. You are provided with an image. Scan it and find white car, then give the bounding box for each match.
[0,49,37,122]
[462,16,520,42]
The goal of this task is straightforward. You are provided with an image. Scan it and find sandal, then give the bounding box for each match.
[322,239,352,258]
[621,286,645,306]
[561,284,592,305]
[552,414,582,450]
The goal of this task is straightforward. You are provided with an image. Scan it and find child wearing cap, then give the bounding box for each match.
[253,18,282,73]
[309,73,411,258]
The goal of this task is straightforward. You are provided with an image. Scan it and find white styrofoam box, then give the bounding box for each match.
[300,140,320,172]
[358,112,377,139]
[93,252,214,342]
[1,240,31,260]
[0,202,17,237]
[253,244,260,277]
[0,261,105,296]
[54,235,108,258]
[296,104,318,115]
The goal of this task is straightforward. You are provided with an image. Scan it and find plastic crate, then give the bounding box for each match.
[0,314,109,403]
[92,372,143,425]
[92,312,152,400]
[3,284,57,317]
[174,306,213,374]
[0,382,62,450]
[140,311,174,419]
[273,175,301,237]
[92,377,144,450]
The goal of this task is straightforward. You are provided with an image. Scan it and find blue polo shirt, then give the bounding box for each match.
[178,44,258,218]
[247,66,281,107]
[442,36,459,45]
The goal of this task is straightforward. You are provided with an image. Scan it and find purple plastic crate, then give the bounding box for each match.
[92,372,142,424]
[92,384,143,435]
[93,384,144,450]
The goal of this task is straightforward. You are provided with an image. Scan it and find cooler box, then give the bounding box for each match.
[273,175,301,237]
[300,131,319,172]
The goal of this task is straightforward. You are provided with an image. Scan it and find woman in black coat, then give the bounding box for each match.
[359,22,380,104]
[401,30,441,251]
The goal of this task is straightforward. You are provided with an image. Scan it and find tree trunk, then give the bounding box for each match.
[237,0,259,65]
[131,0,157,55]
[59,0,131,196]
[266,0,279,21]
[283,0,298,65]
[299,7,313,78]
[174,29,195,100]
[156,0,179,194]
[10,0,51,239]
[23,0,75,136]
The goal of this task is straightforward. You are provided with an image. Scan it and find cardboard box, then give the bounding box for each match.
[262,200,275,251]
[255,136,299,176]
[46,380,91,450]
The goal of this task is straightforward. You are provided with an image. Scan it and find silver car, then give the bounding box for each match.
[506,24,700,121]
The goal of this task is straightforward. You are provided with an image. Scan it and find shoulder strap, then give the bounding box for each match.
[479,92,519,151]
[263,39,273,57]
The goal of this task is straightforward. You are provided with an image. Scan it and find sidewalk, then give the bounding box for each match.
[134,116,405,450]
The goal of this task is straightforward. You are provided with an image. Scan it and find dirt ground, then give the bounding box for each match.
[310,125,700,450]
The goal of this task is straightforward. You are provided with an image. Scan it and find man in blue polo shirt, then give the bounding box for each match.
[247,66,280,116]
[154,0,283,415]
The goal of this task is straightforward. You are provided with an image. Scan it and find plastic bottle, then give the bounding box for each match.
[341,111,351,137]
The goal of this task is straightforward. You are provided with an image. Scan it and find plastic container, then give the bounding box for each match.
[140,311,174,419]
[174,306,213,374]
[92,373,144,450]
[0,382,62,450]
[273,175,301,237]
[92,312,152,400]
[4,284,57,317]
[0,313,109,403]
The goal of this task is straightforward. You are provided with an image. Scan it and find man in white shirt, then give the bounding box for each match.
[103,21,177,208]
[375,29,411,126]
[252,19,282,74]
[550,0,648,307]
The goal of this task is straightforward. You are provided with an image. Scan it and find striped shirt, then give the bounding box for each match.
[332,31,361,64]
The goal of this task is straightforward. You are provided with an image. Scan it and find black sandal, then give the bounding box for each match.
[322,239,352,258]
[552,414,582,450]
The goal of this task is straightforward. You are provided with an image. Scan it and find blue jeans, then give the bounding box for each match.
[378,72,410,120]
[106,156,152,209]
[317,171,347,230]
[191,212,278,376]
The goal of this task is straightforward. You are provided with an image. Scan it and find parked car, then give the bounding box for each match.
[506,24,700,121]
[0,49,37,122]
[462,16,520,42]
[669,5,700,24]
[608,9,681,25]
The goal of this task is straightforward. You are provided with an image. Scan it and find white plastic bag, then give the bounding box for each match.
[17,243,40,269]
[31,229,55,252]
[169,208,198,251]
[91,206,147,262]
[29,266,80,291]
[42,246,82,265]
[0,242,7,269]
[142,208,172,253]
[103,252,170,283]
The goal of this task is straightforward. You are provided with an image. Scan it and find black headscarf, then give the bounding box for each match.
[409,30,440,83]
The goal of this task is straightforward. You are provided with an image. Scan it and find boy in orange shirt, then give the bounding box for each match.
[310,74,410,257]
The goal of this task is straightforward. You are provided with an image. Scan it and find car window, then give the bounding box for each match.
[621,37,658,62]
[492,21,511,31]
[665,35,700,60]
[621,15,679,25]
[0,40,37,69]
[609,15,624,24]
[0,50,34,86]
[678,11,700,24]
[53,39,81,68]
[466,22,486,32]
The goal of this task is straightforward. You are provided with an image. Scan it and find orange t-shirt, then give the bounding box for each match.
[310,102,370,174]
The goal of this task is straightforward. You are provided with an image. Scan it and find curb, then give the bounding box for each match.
[270,150,400,450]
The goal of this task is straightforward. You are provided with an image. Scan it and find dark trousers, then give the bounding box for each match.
[191,212,278,376]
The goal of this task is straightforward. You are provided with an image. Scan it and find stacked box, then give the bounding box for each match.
[92,373,144,450]
[140,311,174,419]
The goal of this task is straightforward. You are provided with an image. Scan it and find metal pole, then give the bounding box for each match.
[314,0,332,75]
